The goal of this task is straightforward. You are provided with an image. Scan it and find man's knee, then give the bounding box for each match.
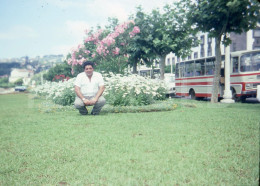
[74,96,84,108]
[96,97,106,107]
[75,103,84,109]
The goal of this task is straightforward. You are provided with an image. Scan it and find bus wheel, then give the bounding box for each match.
[189,89,196,100]
[231,88,239,102]
[240,96,247,103]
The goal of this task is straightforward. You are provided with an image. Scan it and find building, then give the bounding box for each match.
[9,68,34,85]
[165,26,260,66]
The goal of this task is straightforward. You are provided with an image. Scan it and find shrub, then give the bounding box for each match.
[14,78,23,86]
[0,77,8,84]
[33,78,75,106]
[52,87,75,106]
[43,62,73,81]
[33,73,167,107]
[103,73,167,106]
[52,74,70,82]
[0,77,14,88]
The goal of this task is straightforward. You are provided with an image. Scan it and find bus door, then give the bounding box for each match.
[179,62,186,95]
[175,62,185,96]
[205,57,215,96]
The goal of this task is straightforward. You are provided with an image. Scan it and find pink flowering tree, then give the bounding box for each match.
[66,20,140,75]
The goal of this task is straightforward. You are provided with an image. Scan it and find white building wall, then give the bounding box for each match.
[166,29,258,65]
[141,27,259,74]
[9,68,33,85]
[247,30,254,51]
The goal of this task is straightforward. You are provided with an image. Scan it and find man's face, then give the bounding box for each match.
[84,65,94,76]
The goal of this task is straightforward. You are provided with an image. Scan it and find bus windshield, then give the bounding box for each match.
[240,51,260,72]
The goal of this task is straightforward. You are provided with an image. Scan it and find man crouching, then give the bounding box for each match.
[74,61,106,115]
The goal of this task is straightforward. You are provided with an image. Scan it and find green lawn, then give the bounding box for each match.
[0,94,259,185]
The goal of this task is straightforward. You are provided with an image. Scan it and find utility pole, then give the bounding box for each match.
[221,35,235,103]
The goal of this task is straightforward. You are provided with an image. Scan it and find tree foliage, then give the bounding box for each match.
[43,62,73,81]
[64,3,195,77]
[127,7,156,73]
[133,3,196,79]
[189,0,260,44]
[14,78,23,86]
[0,77,14,88]
[66,20,140,74]
[187,0,260,103]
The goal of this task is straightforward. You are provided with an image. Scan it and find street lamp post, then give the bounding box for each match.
[221,36,235,103]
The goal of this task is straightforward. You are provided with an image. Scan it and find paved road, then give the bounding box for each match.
[172,95,260,104]
[245,98,260,104]
[0,88,15,94]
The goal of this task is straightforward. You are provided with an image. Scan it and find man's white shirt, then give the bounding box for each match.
[74,72,104,97]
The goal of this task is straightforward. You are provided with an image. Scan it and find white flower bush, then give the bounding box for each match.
[33,78,76,106]
[33,73,167,106]
[103,73,167,106]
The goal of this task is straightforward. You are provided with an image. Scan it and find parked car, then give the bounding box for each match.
[14,86,27,92]
[164,73,176,97]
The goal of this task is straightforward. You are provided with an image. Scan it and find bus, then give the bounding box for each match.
[137,67,160,78]
[175,49,260,101]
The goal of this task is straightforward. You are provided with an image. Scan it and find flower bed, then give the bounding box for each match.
[32,78,75,106]
[103,73,167,106]
[33,73,168,107]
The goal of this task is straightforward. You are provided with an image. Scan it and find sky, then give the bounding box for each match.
[0,0,176,59]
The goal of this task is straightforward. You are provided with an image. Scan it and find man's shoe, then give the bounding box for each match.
[78,107,88,115]
[91,111,98,115]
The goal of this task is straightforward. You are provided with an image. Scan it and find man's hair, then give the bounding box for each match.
[83,61,94,69]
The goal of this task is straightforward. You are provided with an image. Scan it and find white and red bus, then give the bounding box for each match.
[175,49,260,101]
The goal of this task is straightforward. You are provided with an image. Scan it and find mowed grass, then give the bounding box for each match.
[0,94,259,185]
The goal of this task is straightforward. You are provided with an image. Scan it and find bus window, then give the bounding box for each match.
[231,57,239,73]
[179,62,185,78]
[252,52,260,71]
[240,53,260,72]
[205,58,215,75]
[185,61,195,77]
[195,60,205,76]
[176,63,179,78]
[240,51,260,72]
[240,54,251,72]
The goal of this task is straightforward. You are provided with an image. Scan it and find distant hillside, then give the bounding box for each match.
[0,62,21,76]
[0,54,65,76]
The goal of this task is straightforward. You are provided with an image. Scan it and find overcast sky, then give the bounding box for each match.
[0,0,177,58]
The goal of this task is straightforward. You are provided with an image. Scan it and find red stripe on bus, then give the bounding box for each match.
[196,93,212,97]
[175,75,214,81]
[175,72,260,80]
[231,82,260,84]
[231,72,260,77]
[176,93,189,96]
[176,82,212,86]
[230,81,260,91]
[176,93,221,97]
[195,93,221,97]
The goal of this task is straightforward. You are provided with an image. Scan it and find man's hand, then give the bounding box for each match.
[89,97,98,105]
[83,98,98,106]
[83,99,92,106]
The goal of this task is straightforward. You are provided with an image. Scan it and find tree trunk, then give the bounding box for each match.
[211,36,222,103]
[132,61,137,74]
[159,55,166,80]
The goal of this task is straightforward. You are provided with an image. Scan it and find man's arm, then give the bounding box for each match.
[90,85,105,104]
[75,85,84,100]
[75,85,92,105]
[75,85,105,105]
